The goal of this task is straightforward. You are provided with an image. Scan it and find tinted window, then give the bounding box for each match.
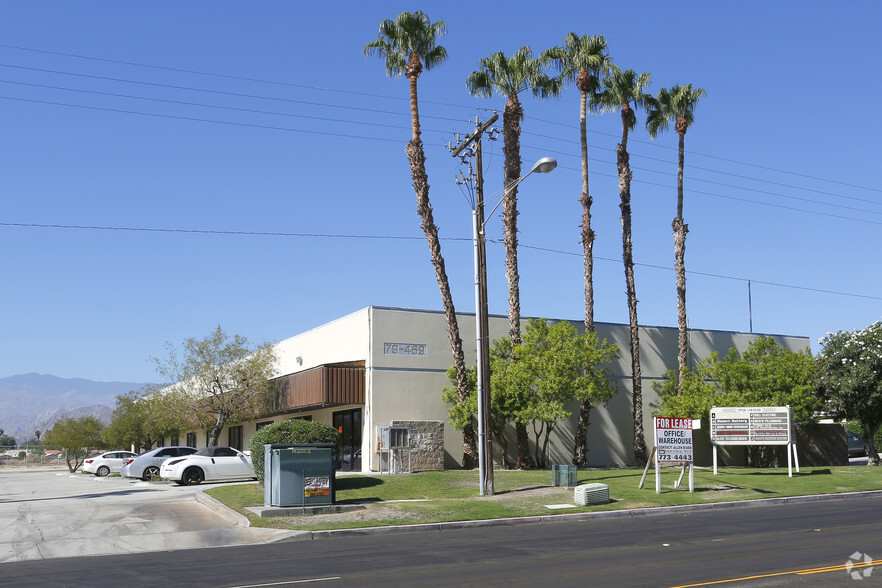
[214,447,238,457]
[155,448,176,457]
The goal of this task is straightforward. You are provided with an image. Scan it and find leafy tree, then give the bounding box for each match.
[509,319,618,468]
[443,321,618,469]
[103,388,189,451]
[0,434,16,449]
[152,326,277,447]
[543,32,612,465]
[44,416,104,472]
[594,65,652,465]
[654,337,818,428]
[645,84,707,395]
[466,47,559,468]
[249,419,339,482]
[816,322,882,465]
[365,12,477,469]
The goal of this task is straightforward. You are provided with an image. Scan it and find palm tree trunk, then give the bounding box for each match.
[503,92,529,469]
[502,93,524,347]
[674,129,689,395]
[575,88,595,467]
[406,62,477,468]
[617,134,647,466]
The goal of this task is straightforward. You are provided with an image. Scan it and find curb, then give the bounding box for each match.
[287,489,882,541]
[195,487,882,541]
[195,490,252,527]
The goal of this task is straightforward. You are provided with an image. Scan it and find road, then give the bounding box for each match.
[0,468,296,562]
[0,475,879,587]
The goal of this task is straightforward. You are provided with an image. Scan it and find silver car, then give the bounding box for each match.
[120,446,197,481]
[83,451,137,476]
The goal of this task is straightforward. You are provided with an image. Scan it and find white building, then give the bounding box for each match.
[171,306,810,472]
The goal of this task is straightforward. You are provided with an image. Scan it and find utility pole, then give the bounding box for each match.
[450,113,498,496]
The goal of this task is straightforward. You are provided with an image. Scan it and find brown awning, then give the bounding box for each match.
[267,362,365,415]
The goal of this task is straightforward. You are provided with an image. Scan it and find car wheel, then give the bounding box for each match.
[96,465,110,477]
[182,467,204,486]
[142,466,160,481]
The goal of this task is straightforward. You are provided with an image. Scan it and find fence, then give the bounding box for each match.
[0,445,65,467]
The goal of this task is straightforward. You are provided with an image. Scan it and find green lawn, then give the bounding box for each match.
[205,465,882,532]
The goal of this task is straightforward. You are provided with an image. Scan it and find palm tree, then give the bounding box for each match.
[645,85,706,396]
[543,33,611,466]
[466,47,559,468]
[365,11,477,468]
[595,65,652,465]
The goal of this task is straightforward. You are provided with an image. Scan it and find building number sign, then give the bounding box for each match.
[384,343,428,356]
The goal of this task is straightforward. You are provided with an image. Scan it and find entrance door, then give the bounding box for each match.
[333,409,362,472]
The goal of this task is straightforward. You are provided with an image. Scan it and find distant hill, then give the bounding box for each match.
[0,373,150,445]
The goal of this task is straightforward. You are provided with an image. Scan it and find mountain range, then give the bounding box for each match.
[0,373,150,445]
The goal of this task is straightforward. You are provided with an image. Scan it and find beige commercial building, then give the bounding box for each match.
[175,306,810,473]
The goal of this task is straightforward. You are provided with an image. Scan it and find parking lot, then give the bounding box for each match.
[0,468,297,562]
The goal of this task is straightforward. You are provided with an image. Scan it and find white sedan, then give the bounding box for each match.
[83,451,137,476]
[160,446,256,486]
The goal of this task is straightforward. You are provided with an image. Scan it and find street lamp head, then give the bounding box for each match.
[530,157,557,174]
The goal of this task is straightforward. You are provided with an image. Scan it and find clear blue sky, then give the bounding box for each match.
[1,1,879,383]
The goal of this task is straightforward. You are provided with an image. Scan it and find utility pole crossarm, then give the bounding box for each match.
[450,114,499,158]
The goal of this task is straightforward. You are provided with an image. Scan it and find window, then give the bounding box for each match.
[288,415,313,422]
[256,421,274,430]
[229,426,243,451]
[170,435,180,446]
[186,433,197,448]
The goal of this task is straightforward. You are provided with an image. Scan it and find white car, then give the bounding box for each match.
[82,451,137,476]
[160,446,256,486]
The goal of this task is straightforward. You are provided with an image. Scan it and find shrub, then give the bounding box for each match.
[249,420,339,482]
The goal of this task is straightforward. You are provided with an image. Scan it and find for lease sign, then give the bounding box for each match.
[654,417,694,462]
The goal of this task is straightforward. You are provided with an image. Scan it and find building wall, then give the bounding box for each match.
[171,306,810,472]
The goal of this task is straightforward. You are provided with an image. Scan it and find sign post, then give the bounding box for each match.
[710,406,798,476]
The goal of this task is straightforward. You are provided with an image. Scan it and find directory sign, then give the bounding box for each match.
[710,406,792,446]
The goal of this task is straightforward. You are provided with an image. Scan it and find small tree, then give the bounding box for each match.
[0,434,16,449]
[249,420,339,482]
[152,326,278,446]
[44,417,104,472]
[816,322,882,465]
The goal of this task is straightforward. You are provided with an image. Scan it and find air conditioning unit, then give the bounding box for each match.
[574,483,610,506]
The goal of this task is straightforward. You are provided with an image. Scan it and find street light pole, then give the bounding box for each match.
[451,119,556,496]
[472,156,557,496]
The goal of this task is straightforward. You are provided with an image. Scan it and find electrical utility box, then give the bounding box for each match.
[264,444,336,508]
[376,426,412,474]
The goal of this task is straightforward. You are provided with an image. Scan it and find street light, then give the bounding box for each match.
[473,156,557,496]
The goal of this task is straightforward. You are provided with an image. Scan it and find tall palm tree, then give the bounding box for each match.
[595,65,652,465]
[365,11,477,468]
[466,47,558,468]
[543,33,611,466]
[645,84,707,396]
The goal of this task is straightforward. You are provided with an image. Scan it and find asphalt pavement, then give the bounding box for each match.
[0,467,298,562]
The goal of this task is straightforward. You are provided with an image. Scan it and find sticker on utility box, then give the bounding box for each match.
[304,476,331,497]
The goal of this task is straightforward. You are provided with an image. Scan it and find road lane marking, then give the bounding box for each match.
[669,559,880,587]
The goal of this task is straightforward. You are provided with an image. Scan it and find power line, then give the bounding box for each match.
[0,44,874,198]
[0,43,477,110]
[3,220,878,301]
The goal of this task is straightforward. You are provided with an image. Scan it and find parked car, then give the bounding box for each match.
[121,446,197,481]
[848,430,868,457]
[83,451,137,476]
[160,446,256,486]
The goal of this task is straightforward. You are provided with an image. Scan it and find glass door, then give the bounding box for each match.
[333,409,362,472]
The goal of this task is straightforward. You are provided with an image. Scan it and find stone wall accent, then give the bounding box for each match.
[392,420,444,471]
